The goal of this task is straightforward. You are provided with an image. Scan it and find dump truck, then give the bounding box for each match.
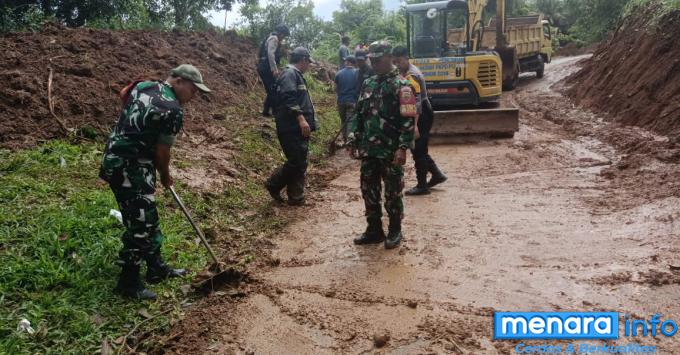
[404,0,553,138]
[475,14,552,87]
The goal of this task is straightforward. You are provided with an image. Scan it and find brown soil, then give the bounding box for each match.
[565,2,680,144]
[6,17,680,355]
[554,42,597,57]
[156,57,680,354]
[0,22,259,150]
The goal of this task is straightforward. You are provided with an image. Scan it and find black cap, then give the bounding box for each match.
[291,46,316,63]
[355,50,367,60]
[275,24,290,36]
[344,55,357,65]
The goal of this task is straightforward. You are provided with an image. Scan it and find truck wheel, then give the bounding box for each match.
[536,55,545,78]
[503,64,520,91]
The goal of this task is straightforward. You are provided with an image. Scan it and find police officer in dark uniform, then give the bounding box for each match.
[257,24,290,117]
[393,46,447,195]
[265,47,318,205]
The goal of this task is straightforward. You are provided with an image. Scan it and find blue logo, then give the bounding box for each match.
[494,312,619,340]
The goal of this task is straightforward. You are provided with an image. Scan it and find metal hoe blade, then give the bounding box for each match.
[169,186,240,291]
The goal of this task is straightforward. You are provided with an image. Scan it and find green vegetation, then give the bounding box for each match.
[238,0,406,63]
[5,0,672,57]
[0,141,207,354]
[531,0,677,46]
[0,0,252,32]
[0,75,339,354]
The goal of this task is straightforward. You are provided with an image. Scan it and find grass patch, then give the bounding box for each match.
[233,74,341,173]
[0,141,209,354]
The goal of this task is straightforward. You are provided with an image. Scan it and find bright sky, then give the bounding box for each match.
[207,0,403,29]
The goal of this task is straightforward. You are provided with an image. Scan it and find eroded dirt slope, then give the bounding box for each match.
[0,23,258,150]
[565,1,680,143]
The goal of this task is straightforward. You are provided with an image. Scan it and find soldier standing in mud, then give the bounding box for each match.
[99,65,211,300]
[265,47,318,206]
[257,24,290,117]
[392,46,447,195]
[346,41,417,249]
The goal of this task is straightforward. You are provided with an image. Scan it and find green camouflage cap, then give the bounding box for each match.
[367,40,392,58]
[170,64,211,93]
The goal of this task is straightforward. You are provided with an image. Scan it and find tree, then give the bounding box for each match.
[332,0,405,44]
[239,0,328,49]
[0,0,255,32]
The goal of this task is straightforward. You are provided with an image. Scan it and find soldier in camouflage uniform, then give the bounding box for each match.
[346,41,417,249]
[99,64,211,300]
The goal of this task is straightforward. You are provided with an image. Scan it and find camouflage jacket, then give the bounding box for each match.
[347,68,416,159]
[99,81,183,182]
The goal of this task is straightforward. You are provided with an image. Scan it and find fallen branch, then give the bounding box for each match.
[47,65,72,133]
[116,308,173,355]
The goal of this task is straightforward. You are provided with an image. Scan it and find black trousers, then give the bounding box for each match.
[257,61,276,114]
[411,101,436,184]
[267,131,310,201]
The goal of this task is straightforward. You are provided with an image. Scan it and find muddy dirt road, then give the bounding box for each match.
[167,56,680,354]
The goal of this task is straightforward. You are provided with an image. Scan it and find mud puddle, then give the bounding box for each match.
[164,57,680,354]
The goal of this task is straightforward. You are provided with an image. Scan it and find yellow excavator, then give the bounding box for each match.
[405,0,553,138]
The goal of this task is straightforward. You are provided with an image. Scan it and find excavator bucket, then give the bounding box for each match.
[429,105,519,143]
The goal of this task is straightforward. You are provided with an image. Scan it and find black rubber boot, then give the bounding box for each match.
[353,220,386,245]
[406,157,430,195]
[114,264,157,300]
[286,175,305,206]
[145,252,187,284]
[405,162,430,196]
[265,181,284,203]
[265,169,286,203]
[405,185,430,195]
[384,217,402,249]
[427,158,448,188]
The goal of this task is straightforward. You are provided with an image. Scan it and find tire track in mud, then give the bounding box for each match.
[163,57,680,354]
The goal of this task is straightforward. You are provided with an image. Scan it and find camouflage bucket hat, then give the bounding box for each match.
[170,64,211,93]
[367,40,392,58]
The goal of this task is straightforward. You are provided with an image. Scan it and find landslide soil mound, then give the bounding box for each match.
[0,23,259,150]
[565,2,680,144]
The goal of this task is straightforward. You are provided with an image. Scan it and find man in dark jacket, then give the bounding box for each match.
[265,47,318,206]
[257,24,290,117]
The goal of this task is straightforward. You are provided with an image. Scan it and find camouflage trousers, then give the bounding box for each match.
[360,157,405,227]
[107,162,164,267]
